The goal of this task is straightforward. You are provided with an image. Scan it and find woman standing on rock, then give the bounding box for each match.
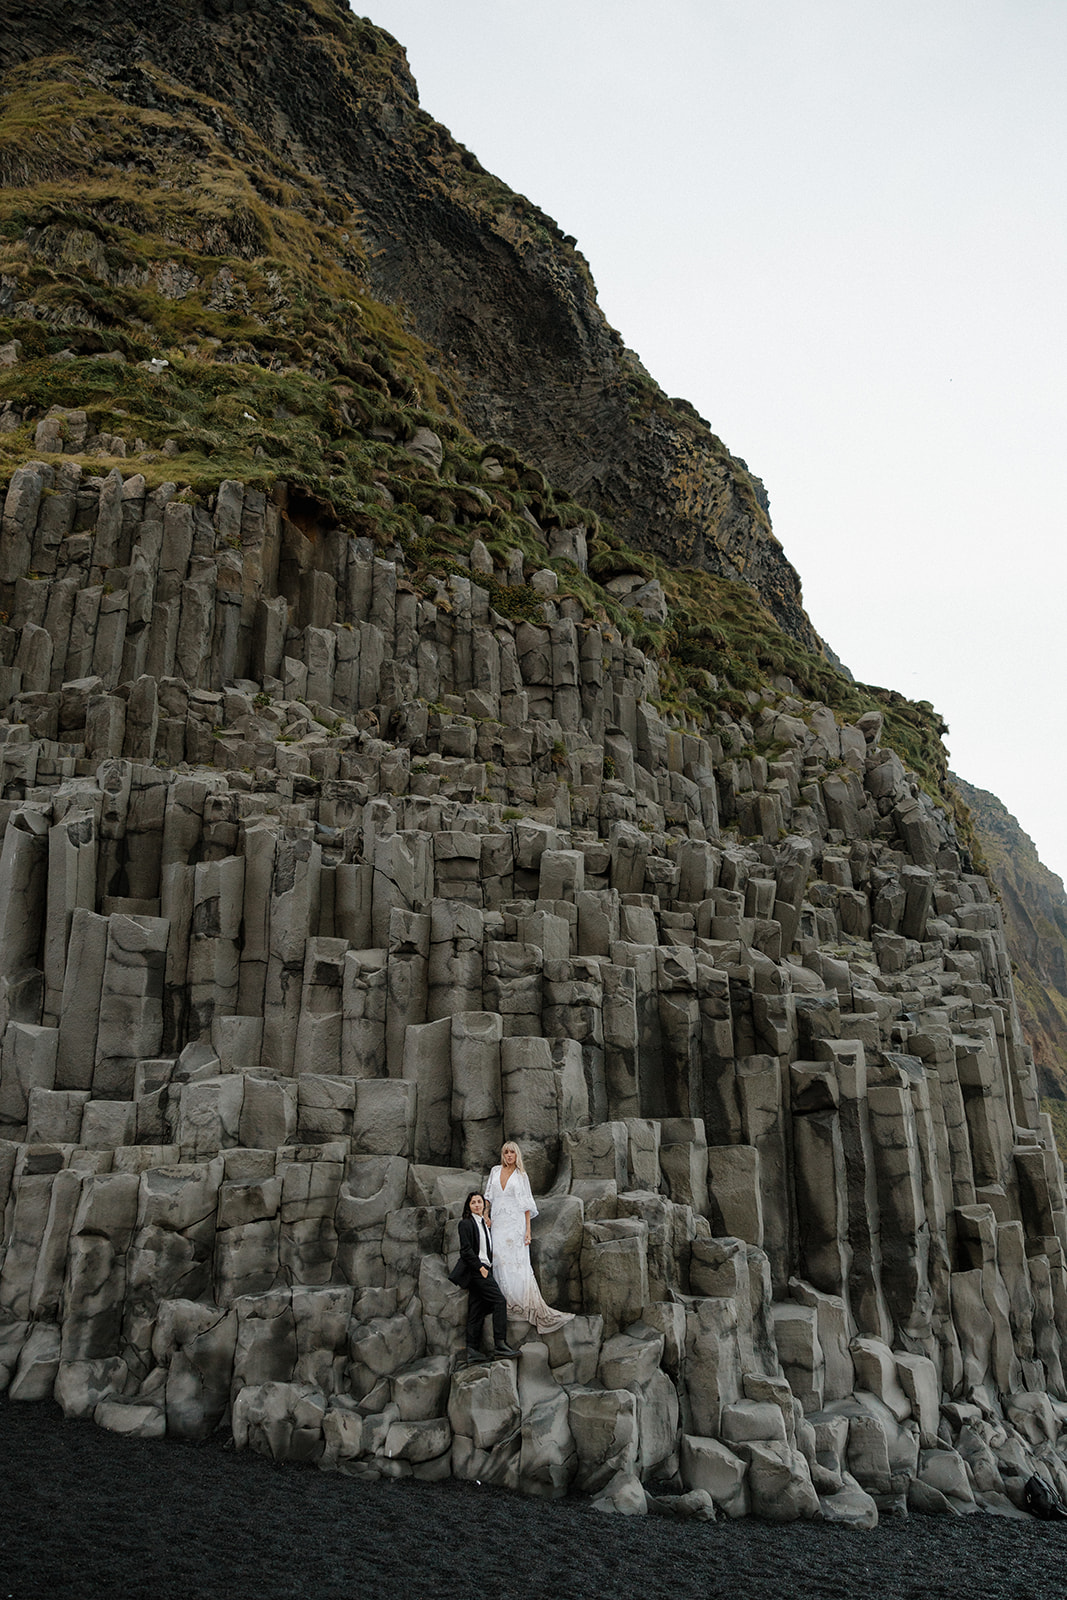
[483,1141,574,1333]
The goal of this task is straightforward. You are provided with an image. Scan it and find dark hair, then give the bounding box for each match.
[461,1192,483,1219]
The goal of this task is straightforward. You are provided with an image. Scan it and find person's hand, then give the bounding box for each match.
[480,1267,489,1278]
[524,1232,531,1246]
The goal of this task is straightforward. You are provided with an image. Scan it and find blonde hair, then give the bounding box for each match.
[501,1140,526,1174]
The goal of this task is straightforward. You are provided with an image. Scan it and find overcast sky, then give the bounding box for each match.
[361,0,1067,886]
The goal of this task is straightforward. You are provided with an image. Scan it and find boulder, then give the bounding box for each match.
[232,1381,327,1463]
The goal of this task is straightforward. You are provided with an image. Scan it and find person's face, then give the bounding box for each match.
[502,1146,517,1169]
[469,1195,485,1216]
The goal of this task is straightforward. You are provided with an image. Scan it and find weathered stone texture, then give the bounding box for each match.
[0,474,1061,1520]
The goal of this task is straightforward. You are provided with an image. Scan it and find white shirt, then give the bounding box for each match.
[476,1216,492,1268]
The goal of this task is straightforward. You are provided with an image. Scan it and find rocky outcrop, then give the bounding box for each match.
[953,775,1067,1104]
[2,0,1067,1526]
[0,0,819,651]
[0,461,1065,1521]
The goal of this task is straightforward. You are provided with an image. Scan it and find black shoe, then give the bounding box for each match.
[464,1346,487,1363]
[493,1342,519,1358]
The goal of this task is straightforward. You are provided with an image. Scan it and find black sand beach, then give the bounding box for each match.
[1,1398,1064,1600]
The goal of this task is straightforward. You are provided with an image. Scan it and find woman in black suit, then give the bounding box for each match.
[449,1192,518,1362]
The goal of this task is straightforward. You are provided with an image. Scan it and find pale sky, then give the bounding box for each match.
[360,1,1067,886]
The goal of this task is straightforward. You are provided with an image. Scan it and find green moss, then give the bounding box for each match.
[403,531,547,624]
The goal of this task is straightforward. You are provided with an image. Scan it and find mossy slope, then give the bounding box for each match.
[2,0,820,647]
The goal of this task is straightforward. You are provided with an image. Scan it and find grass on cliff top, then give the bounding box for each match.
[0,52,478,517]
[0,55,452,404]
[0,347,435,518]
[1,56,348,230]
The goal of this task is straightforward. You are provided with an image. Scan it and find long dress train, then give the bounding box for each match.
[484,1164,574,1334]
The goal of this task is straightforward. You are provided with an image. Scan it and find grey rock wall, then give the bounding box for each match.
[0,462,1065,1522]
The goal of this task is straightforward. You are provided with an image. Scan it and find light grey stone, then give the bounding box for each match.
[232,1380,326,1463]
[448,1358,520,1451]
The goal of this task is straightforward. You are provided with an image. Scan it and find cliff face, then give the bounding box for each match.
[953,775,1067,1101]
[0,0,819,651]
[2,0,1067,1526]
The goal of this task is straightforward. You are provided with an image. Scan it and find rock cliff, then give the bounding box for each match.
[952,775,1067,1106]
[0,0,818,650]
[1,0,1066,1526]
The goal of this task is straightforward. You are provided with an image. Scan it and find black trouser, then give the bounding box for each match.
[466,1268,507,1348]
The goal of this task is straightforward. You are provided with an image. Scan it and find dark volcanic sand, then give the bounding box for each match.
[2,1398,1065,1600]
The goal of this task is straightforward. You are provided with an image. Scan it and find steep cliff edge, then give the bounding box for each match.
[0,0,818,650]
[953,775,1067,1104]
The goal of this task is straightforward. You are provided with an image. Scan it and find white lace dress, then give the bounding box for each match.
[484,1165,574,1333]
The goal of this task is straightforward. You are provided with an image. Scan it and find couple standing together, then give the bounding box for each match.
[450,1140,573,1362]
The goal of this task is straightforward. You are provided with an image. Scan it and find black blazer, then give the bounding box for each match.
[448,1213,492,1289]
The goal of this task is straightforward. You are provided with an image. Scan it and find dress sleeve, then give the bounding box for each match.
[484,1167,498,1204]
[522,1171,538,1219]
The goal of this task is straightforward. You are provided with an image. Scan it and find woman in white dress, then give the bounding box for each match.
[483,1140,574,1333]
